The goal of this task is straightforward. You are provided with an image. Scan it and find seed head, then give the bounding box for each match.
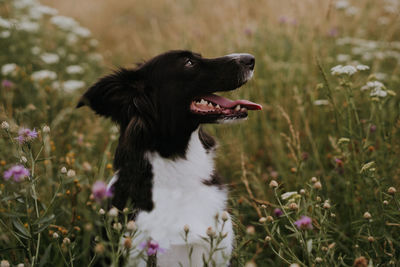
[124,237,132,249]
[113,222,122,231]
[313,181,322,190]
[288,202,298,210]
[127,220,137,231]
[99,208,105,215]
[388,187,396,195]
[108,207,118,217]
[246,225,255,235]
[265,235,271,242]
[206,226,216,237]
[300,189,306,195]
[363,212,371,219]
[63,237,71,245]
[183,224,190,234]
[368,236,374,242]
[259,217,267,223]
[61,167,67,174]
[67,169,76,177]
[269,180,278,188]
[42,125,50,133]
[323,201,331,209]
[266,216,273,222]
[221,211,229,221]
[353,256,368,267]
[315,257,323,263]
[94,243,105,254]
[311,177,317,183]
[53,232,59,239]
[1,121,9,130]
[383,200,389,205]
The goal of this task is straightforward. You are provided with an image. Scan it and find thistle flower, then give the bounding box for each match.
[273,208,283,217]
[92,181,113,202]
[139,240,166,256]
[294,216,313,230]
[16,128,38,144]
[4,165,30,182]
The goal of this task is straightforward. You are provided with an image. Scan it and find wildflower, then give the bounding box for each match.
[92,181,113,202]
[4,165,29,182]
[113,222,122,231]
[273,208,283,217]
[94,243,105,254]
[315,257,323,263]
[356,64,369,71]
[335,158,343,167]
[42,125,50,133]
[67,169,76,177]
[316,196,321,202]
[311,177,318,183]
[330,213,336,218]
[383,200,389,205]
[124,237,132,249]
[265,235,271,242]
[206,226,216,237]
[50,16,78,30]
[139,240,166,256]
[1,121,9,130]
[259,217,267,223]
[331,65,357,76]
[266,216,273,222]
[370,88,387,97]
[353,256,368,267]
[221,211,229,221]
[269,180,278,188]
[323,201,331,209]
[108,207,118,217]
[1,63,17,76]
[40,53,59,64]
[63,237,71,245]
[31,70,57,81]
[0,260,10,267]
[313,99,329,106]
[294,216,313,230]
[61,167,67,174]
[98,208,105,215]
[2,80,13,88]
[361,81,385,91]
[363,212,371,219]
[288,203,298,210]
[313,181,322,190]
[20,156,27,163]
[367,236,374,242]
[300,189,306,195]
[246,226,255,235]
[16,128,37,144]
[278,16,288,24]
[281,191,297,200]
[53,232,59,239]
[369,125,377,133]
[62,80,85,92]
[387,187,396,195]
[183,224,189,234]
[66,65,84,75]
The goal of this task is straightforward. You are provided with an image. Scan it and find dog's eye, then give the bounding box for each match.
[185,59,193,67]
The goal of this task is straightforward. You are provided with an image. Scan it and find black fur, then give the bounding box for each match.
[78,50,254,211]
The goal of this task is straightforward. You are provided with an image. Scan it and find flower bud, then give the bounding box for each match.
[299,189,306,195]
[1,121,9,130]
[265,235,271,242]
[259,217,267,223]
[124,237,132,249]
[108,207,118,217]
[206,226,216,237]
[288,202,298,210]
[311,177,317,183]
[313,181,322,190]
[368,236,374,242]
[269,180,278,188]
[315,257,323,263]
[61,167,67,173]
[363,212,371,219]
[99,208,105,215]
[53,232,59,239]
[113,222,122,231]
[42,125,50,133]
[388,187,396,195]
[221,211,229,221]
[63,237,71,245]
[183,224,190,234]
[67,169,76,177]
[127,220,137,231]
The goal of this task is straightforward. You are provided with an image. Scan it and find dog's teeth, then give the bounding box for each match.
[200,99,207,105]
[216,104,220,109]
[235,105,241,111]
[208,103,213,107]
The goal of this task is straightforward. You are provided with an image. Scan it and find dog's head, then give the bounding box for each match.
[78,50,261,156]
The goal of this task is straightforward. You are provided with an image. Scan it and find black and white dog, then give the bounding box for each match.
[78,51,261,266]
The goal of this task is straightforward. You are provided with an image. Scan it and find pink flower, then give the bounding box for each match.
[4,165,30,182]
[91,181,113,202]
[294,216,313,230]
[2,79,14,88]
[16,128,38,144]
[273,208,283,217]
[139,240,166,256]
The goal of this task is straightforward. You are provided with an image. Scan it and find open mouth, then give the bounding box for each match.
[190,93,262,121]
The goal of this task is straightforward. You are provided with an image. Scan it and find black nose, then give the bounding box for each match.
[239,54,255,70]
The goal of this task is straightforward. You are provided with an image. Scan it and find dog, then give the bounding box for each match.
[77,50,261,266]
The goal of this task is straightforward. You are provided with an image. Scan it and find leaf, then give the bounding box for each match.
[12,219,31,239]
[34,214,55,225]
[39,243,53,267]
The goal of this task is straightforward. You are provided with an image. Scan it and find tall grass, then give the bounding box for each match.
[1,0,400,266]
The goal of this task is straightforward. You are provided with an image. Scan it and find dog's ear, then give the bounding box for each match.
[77,68,145,124]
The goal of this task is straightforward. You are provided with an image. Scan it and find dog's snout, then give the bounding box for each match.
[239,54,255,70]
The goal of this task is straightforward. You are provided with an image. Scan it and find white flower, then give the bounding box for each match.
[50,16,78,31]
[66,33,78,45]
[281,191,297,200]
[335,0,349,10]
[31,70,57,81]
[52,232,59,239]
[67,169,76,177]
[61,167,67,173]
[356,64,369,71]
[31,46,41,55]
[0,31,10,38]
[361,81,385,91]
[73,26,91,38]
[29,5,58,19]
[336,54,351,62]
[370,88,387,97]
[17,21,39,32]
[40,53,60,64]
[66,65,84,75]
[13,0,38,9]
[126,220,137,231]
[313,99,329,106]
[330,65,357,76]
[42,125,50,133]
[2,63,17,76]
[0,18,12,29]
[108,207,119,217]
[62,80,85,92]
[89,39,99,47]
[1,121,10,130]
[99,208,105,215]
[375,73,387,80]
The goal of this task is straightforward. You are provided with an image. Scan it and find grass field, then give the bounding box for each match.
[1,0,400,266]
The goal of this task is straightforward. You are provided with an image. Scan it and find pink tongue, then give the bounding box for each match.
[201,94,262,110]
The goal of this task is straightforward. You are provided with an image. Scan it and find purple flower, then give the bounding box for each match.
[294,216,313,230]
[16,128,38,144]
[139,240,166,256]
[278,16,288,24]
[370,124,377,133]
[328,27,338,37]
[4,165,30,182]
[273,208,283,217]
[1,79,14,88]
[92,181,113,202]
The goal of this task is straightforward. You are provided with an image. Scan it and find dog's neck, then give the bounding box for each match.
[111,126,216,211]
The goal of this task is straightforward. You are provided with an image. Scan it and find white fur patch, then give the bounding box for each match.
[109,129,233,266]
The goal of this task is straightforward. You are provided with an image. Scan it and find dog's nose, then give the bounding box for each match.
[239,54,255,70]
